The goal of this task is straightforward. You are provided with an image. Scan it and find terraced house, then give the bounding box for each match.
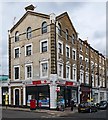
[8,5,107,109]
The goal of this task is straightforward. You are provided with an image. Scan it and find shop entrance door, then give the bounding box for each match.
[15,89,19,106]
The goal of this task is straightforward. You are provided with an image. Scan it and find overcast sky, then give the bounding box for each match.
[0,1,107,75]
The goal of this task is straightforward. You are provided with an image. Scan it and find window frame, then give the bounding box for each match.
[66,29,69,40]
[66,45,70,58]
[58,41,63,55]
[14,47,20,58]
[25,43,32,56]
[26,27,32,39]
[42,21,47,34]
[72,49,76,60]
[15,31,19,42]
[58,63,63,78]
[14,65,20,80]
[40,39,48,53]
[66,65,70,79]
[25,63,33,79]
[58,23,62,36]
[40,61,48,78]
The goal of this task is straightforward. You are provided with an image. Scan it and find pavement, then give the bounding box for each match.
[2,106,78,117]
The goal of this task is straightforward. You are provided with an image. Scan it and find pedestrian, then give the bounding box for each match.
[70,99,74,111]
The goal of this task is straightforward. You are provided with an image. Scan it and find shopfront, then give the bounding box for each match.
[80,85,91,102]
[57,81,78,107]
[26,85,50,108]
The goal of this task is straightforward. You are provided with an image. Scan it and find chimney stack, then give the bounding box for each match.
[25,4,36,12]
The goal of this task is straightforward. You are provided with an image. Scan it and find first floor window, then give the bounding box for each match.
[73,68,76,81]
[14,67,19,80]
[66,66,70,79]
[41,62,48,77]
[80,72,84,83]
[58,64,63,77]
[26,65,32,78]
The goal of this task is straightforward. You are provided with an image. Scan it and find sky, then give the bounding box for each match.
[0,1,107,75]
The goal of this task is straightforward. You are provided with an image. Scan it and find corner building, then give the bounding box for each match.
[8,5,79,109]
[8,5,107,109]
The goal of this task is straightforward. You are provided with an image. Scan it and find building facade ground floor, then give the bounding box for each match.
[0,76,108,109]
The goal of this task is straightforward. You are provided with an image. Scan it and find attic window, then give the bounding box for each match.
[15,31,19,42]
[42,22,47,34]
[27,27,32,39]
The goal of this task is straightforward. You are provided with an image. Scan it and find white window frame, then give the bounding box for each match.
[58,40,63,55]
[14,65,20,80]
[72,48,76,60]
[66,44,70,58]
[40,61,48,78]
[25,63,33,80]
[73,67,76,81]
[80,70,84,83]
[57,63,63,78]
[14,47,20,58]
[40,39,48,53]
[25,43,32,56]
[66,65,70,79]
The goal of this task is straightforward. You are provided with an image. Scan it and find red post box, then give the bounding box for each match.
[30,99,36,110]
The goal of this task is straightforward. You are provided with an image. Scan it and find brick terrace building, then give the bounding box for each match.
[8,5,107,109]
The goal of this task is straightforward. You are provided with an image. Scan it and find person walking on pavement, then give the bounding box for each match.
[70,98,74,111]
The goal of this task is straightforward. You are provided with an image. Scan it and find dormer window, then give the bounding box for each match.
[27,27,32,39]
[15,31,19,42]
[42,21,47,34]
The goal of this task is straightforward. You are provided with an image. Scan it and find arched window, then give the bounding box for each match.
[15,31,19,42]
[42,22,47,34]
[72,34,75,44]
[66,29,69,40]
[58,23,62,35]
[27,27,32,39]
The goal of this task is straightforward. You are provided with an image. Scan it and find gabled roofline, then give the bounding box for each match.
[56,12,77,34]
[10,11,50,33]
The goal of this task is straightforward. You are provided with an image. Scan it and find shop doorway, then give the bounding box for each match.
[15,89,19,106]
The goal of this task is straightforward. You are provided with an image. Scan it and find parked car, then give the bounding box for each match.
[78,101,98,113]
[97,100,108,110]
